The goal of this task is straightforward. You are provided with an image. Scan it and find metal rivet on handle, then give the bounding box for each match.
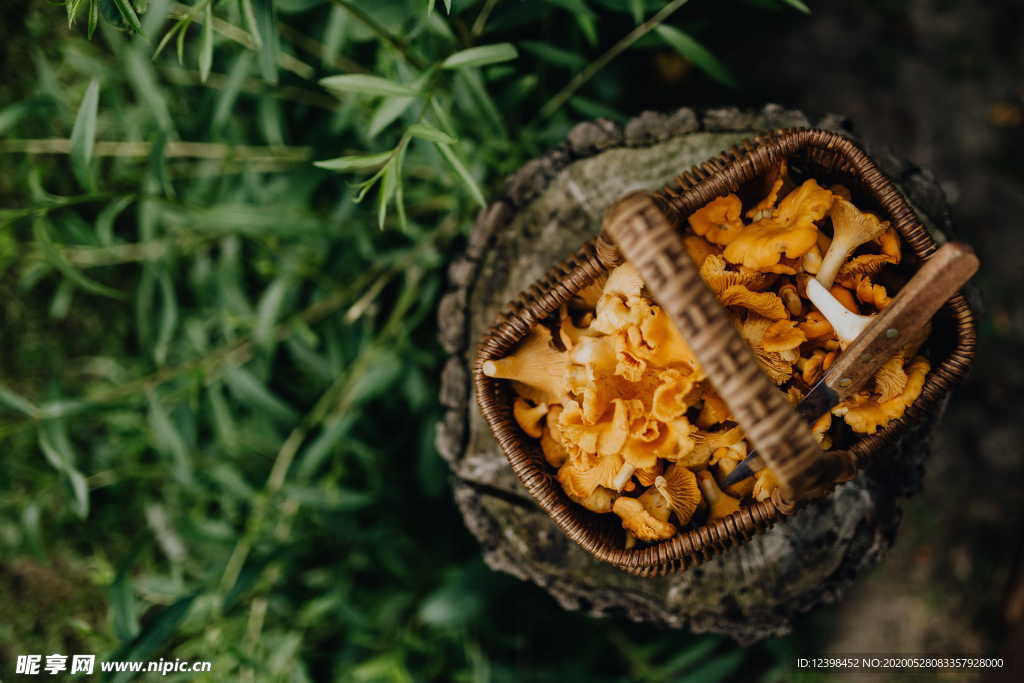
[838,378,852,387]
[885,328,899,338]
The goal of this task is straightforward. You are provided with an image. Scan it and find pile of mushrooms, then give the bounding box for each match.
[483,162,931,546]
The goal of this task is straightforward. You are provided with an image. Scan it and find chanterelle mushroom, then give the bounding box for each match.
[612,496,676,542]
[482,326,568,405]
[688,194,745,246]
[722,179,833,273]
[816,198,888,288]
[513,398,548,438]
[655,465,702,526]
[698,470,741,521]
[832,357,930,433]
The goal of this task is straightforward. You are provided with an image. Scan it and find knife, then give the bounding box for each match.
[722,241,979,488]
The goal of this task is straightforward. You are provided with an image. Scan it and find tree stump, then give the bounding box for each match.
[436,105,957,644]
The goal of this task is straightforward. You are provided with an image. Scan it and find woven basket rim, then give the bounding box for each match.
[473,127,977,576]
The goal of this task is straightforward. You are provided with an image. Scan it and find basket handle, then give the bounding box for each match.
[601,192,824,499]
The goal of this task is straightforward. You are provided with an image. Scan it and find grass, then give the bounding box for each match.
[1,1,819,680]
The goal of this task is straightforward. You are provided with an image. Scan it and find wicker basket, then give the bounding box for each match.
[474,128,976,577]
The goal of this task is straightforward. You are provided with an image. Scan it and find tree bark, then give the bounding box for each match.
[436,104,956,644]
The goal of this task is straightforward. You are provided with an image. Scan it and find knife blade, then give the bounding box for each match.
[722,241,978,488]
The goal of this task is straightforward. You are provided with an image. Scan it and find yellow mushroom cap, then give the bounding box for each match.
[718,285,788,320]
[679,425,744,468]
[722,179,832,272]
[557,450,624,500]
[651,368,698,422]
[741,315,796,385]
[697,470,741,521]
[832,357,930,433]
[688,194,745,246]
[540,405,569,468]
[699,254,776,294]
[612,497,676,542]
[512,398,548,438]
[482,325,568,405]
[762,319,807,353]
[573,486,617,514]
[683,235,722,268]
[696,384,731,429]
[655,465,702,526]
[873,355,909,403]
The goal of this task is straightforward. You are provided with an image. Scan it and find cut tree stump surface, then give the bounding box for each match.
[436,105,956,644]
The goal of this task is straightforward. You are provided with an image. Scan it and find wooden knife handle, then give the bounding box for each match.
[824,242,979,399]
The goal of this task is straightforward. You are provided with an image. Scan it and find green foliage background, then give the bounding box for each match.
[0,1,829,680]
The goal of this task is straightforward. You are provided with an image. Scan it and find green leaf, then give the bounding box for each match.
[367,95,416,138]
[655,25,737,87]
[254,275,290,348]
[408,122,456,145]
[780,0,811,13]
[320,74,419,98]
[111,0,144,34]
[110,566,141,642]
[629,0,645,23]
[441,43,518,70]
[222,365,298,423]
[67,0,85,28]
[296,415,356,480]
[377,159,397,230]
[33,217,124,299]
[88,0,99,38]
[314,151,392,172]
[240,0,262,48]
[148,394,193,486]
[70,80,100,191]
[252,0,278,84]
[0,384,38,416]
[107,594,197,683]
[152,266,178,365]
[437,143,485,207]
[199,2,214,83]
[520,41,587,70]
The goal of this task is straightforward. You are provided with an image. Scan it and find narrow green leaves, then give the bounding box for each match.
[252,0,279,84]
[655,25,737,87]
[780,0,811,14]
[441,43,518,70]
[314,151,392,172]
[70,80,100,191]
[33,217,124,300]
[407,122,456,145]
[437,142,485,208]
[39,419,90,519]
[320,74,418,98]
[199,3,214,83]
[110,0,144,34]
[240,0,262,48]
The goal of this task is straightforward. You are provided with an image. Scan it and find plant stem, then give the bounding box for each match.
[328,0,427,70]
[1,139,312,163]
[536,0,691,121]
[471,0,501,37]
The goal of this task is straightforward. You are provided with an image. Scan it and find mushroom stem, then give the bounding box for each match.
[816,198,888,288]
[805,278,872,347]
[611,462,636,490]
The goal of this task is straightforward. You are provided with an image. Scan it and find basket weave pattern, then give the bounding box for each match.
[474,128,976,576]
